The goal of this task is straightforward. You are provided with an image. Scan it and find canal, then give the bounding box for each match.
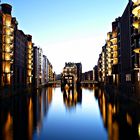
[0,87,140,140]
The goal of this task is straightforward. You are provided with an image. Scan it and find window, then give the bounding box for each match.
[126,74,131,82]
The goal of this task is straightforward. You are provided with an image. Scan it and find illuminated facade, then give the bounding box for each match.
[0,3,54,89]
[97,88,140,140]
[119,0,140,90]
[97,0,140,92]
[100,45,106,83]
[0,4,14,87]
[33,47,49,88]
[26,35,33,85]
[106,32,113,78]
[62,62,77,88]
[47,59,53,82]
[63,87,82,109]
[132,0,140,92]
[110,18,120,86]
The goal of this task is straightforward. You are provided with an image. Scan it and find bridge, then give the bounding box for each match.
[47,80,61,86]
[80,80,99,87]
[47,80,98,86]
[81,80,98,84]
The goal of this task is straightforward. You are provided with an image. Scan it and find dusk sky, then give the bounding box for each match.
[2,0,128,74]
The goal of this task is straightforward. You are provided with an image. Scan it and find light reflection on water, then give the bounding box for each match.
[33,87,107,140]
[1,87,140,140]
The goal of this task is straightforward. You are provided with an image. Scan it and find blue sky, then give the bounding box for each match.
[1,0,128,74]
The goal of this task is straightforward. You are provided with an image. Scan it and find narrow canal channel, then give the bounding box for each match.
[0,87,140,140]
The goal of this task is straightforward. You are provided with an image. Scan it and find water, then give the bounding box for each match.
[0,87,140,140]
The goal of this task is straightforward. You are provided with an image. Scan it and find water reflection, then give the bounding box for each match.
[35,87,52,136]
[0,87,53,140]
[1,86,140,140]
[62,87,82,109]
[97,88,140,140]
[3,112,13,140]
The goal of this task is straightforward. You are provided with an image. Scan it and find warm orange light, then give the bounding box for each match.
[132,0,137,3]
[3,112,13,140]
[112,31,117,38]
[6,37,11,44]
[5,45,11,52]
[132,6,140,17]
[126,113,132,126]
[28,98,33,140]
[28,50,32,54]
[113,105,116,114]
[138,123,140,136]
[134,48,140,53]
[28,70,32,76]
[2,62,10,73]
[113,45,118,51]
[28,60,32,64]
[107,32,111,40]
[133,21,139,29]
[108,54,112,57]
[113,58,118,65]
[132,0,140,5]
[28,42,32,49]
[28,65,32,69]
[5,17,11,27]
[102,94,106,123]
[111,38,117,45]
[108,103,113,139]
[113,51,118,58]
[108,70,112,75]
[108,48,111,52]
[5,28,11,35]
[5,66,10,73]
[5,53,11,60]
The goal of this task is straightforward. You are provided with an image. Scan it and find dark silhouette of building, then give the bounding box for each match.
[97,0,140,94]
[75,63,82,86]
[93,65,98,82]
[13,28,27,88]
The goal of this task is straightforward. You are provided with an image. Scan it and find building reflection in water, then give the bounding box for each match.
[0,87,53,140]
[97,88,140,140]
[1,87,140,140]
[35,87,52,136]
[62,86,82,110]
[3,112,13,140]
[28,98,33,140]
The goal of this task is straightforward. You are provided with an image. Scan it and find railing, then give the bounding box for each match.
[81,80,98,84]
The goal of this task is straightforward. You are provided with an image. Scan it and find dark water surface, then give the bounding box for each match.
[0,87,140,140]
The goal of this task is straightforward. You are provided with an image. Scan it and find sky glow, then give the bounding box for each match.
[2,0,128,73]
